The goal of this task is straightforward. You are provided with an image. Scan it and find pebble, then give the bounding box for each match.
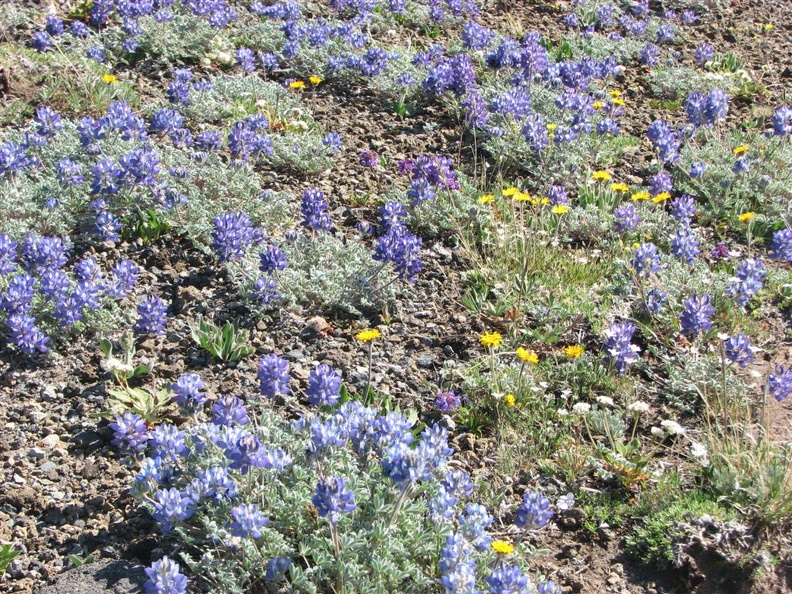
[41,434,60,450]
[28,448,46,460]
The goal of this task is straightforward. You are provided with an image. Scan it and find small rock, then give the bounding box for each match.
[40,461,57,473]
[28,448,46,460]
[41,434,61,450]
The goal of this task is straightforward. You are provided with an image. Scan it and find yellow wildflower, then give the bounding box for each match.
[564,344,585,359]
[546,123,558,132]
[763,23,774,32]
[612,98,625,106]
[732,145,749,155]
[355,329,381,342]
[308,75,323,85]
[538,196,550,206]
[652,192,671,204]
[479,194,494,205]
[504,394,517,407]
[552,204,569,215]
[739,212,755,223]
[592,100,603,110]
[102,74,118,84]
[631,191,651,201]
[608,89,623,98]
[289,80,306,89]
[480,332,503,349]
[591,170,612,182]
[516,347,539,364]
[513,191,532,202]
[611,182,630,193]
[491,540,515,554]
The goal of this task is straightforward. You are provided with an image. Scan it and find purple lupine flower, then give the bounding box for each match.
[671,195,697,224]
[656,23,675,44]
[134,295,168,335]
[771,105,792,136]
[459,503,492,551]
[31,31,53,52]
[35,106,63,137]
[211,394,249,426]
[212,211,256,262]
[230,504,269,538]
[647,120,680,164]
[300,188,333,232]
[486,565,531,594]
[723,334,754,368]
[435,389,460,413]
[312,477,356,524]
[603,320,639,375]
[0,141,33,176]
[306,363,342,406]
[70,21,90,37]
[515,490,553,529]
[151,488,195,533]
[6,313,49,355]
[110,411,149,454]
[1,273,36,314]
[694,43,714,66]
[379,201,407,232]
[252,276,280,304]
[670,226,700,265]
[0,234,18,275]
[732,156,750,174]
[150,108,184,133]
[172,373,207,407]
[689,161,707,179]
[614,204,640,232]
[374,224,422,282]
[537,580,564,594]
[639,43,660,67]
[769,228,792,262]
[39,269,70,301]
[45,15,65,36]
[649,171,673,196]
[546,185,568,206]
[108,259,140,299]
[632,243,662,278]
[725,258,765,306]
[768,366,792,402]
[21,234,68,272]
[192,466,237,501]
[257,354,291,398]
[359,150,379,168]
[461,21,494,50]
[259,245,288,274]
[56,158,85,187]
[322,132,343,153]
[144,556,187,594]
[236,47,256,72]
[439,531,477,594]
[711,242,730,260]
[680,294,715,337]
[265,557,292,581]
[148,424,189,461]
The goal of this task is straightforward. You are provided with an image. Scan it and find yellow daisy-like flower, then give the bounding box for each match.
[102,74,118,84]
[538,196,550,206]
[308,75,323,85]
[289,80,306,89]
[611,182,630,193]
[502,187,519,197]
[491,540,515,554]
[564,344,585,359]
[479,194,494,205]
[739,212,755,223]
[355,329,381,342]
[480,332,503,349]
[631,191,651,201]
[516,347,539,364]
[608,89,623,98]
[591,170,612,182]
[513,191,532,202]
[546,123,558,132]
[552,204,569,215]
[732,145,749,155]
[763,23,774,32]
[592,100,603,110]
[504,393,517,407]
[612,98,625,106]
[652,192,671,204]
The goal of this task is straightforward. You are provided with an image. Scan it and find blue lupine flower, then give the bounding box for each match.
[0,141,33,176]
[257,354,291,398]
[265,557,292,581]
[694,43,714,66]
[192,466,237,501]
[515,490,553,529]
[770,228,792,262]
[460,503,492,551]
[31,31,53,52]
[647,120,680,164]
[149,424,189,462]
[614,204,640,232]
[439,532,477,594]
[656,23,675,44]
[134,295,168,335]
[45,15,65,36]
[723,334,754,368]
[152,488,195,533]
[35,106,63,137]
[671,195,697,224]
[312,477,356,524]
[771,105,792,136]
[670,226,700,265]
[603,320,639,375]
[306,417,346,455]
[212,211,257,262]
[639,43,660,67]
[435,389,460,413]
[172,373,207,407]
[632,243,662,278]
[56,158,85,187]
[689,161,707,179]
[110,411,149,454]
[537,580,564,594]
[253,276,281,304]
[461,21,494,50]
[768,366,792,402]
[236,47,256,72]
[486,565,532,593]
[306,363,342,406]
[725,258,765,306]
[6,313,49,355]
[322,131,343,153]
[374,224,422,282]
[230,503,269,538]
[150,108,185,133]
[300,188,333,232]
[680,294,715,337]
[212,395,249,426]
[108,259,140,299]
[0,234,18,275]
[1,273,36,314]
[39,269,70,301]
[70,21,90,37]
[144,556,187,594]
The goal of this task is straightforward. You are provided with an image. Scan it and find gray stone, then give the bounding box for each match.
[40,559,146,594]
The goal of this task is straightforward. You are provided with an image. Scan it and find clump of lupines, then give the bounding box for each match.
[300,188,333,232]
[680,294,715,338]
[632,242,662,278]
[306,363,342,406]
[257,353,291,398]
[768,366,792,402]
[144,556,187,594]
[134,295,169,335]
[725,258,765,306]
[212,211,258,263]
[723,334,754,368]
